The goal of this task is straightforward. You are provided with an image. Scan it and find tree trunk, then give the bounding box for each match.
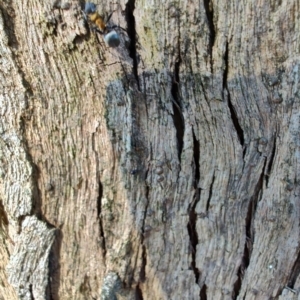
[0,0,299,299]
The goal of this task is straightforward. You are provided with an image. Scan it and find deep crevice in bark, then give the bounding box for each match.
[233,275,242,300]
[125,0,140,89]
[223,43,245,150]
[140,245,147,282]
[27,160,45,219]
[260,158,267,199]
[266,137,276,187]
[0,199,8,229]
[141,182,150,242]
[188,131,201,284]
[192,129,200,189]
[207,171,215,212]
[287,248,300,289]
[135,284,144,300]
[137,167,150,287]
[187,208,200,284]
[233,159,266,299]
[0,4,18,49]
[29,284,34,300]
[171,60,184,162]
[48,229,62,300]
[222,42,229,91]
[203,0,215,71]
[97,181,103,217]
[97,181,106,259]
[79,274,92,296]
[227,92,245,149]
[233,235,248,298]
[246,162,264,241]
[199,284,207,300]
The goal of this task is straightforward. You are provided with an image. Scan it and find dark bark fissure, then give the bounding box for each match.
[141,182,150,242]
[125,0,140,89]
[171,59,184,162]
[222,42,229,91]
[287,248,300,290]
[135,284,144,300]
[48,230,62,300]
[140,245,147,282]
[0,4,18,49]
[203,0,215,72]
[266,137,276,187]
[0,199,8,229]
[138,174,150,290]
[187,130,201,285]
[97,181,103,217]
[192,129,200,189]
[206,171,215,213]
[26,157,44,218]
[232,275,242,300]
[187,208,200,284]
[199,284,207,300]
[227,90,245,150]
[233,159,266,299]
[246,159,266,242]
[79,274,92,296]
[29,284,34,300]
[138,186,149,282]
[93,128,107,260]
[223,43,245,151]
[97,180,107,259]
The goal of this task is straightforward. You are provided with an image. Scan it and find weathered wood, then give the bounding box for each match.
[0,0,300,299]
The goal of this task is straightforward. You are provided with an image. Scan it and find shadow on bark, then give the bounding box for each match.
[47,229,63,300]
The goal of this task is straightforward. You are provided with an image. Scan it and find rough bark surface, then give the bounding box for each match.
[0,0,300,299]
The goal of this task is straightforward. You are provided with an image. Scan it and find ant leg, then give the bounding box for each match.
[110,25,127,32]
[106,11,116,23]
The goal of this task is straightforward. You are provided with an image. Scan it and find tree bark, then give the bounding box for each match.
[0,0,299,299]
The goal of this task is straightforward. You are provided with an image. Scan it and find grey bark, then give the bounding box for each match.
[0,0,299,299]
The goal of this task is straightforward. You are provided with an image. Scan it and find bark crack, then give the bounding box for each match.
[199,284,207,299]
[233,159,266,299]
[140,245,147,282]
[138,169,150,289]
[187,130,201,285]
[266,137,276,187]
[29,284,34,300]
[286,248,300,290]
[0,199,9,236]
[0,4,18,49]
[193,129,200,189]
[222,42,229,92]
[207,171,215,213]
[92,130,107,263]
[141,180,150,242]
[187,207,200,285]
[223,43,245,152]
[135,284,144,300]
[97,180,107,260]
[203,0,215,72]
[171,59,184,162]
[48,230,62,300]
[125,0,140,89]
